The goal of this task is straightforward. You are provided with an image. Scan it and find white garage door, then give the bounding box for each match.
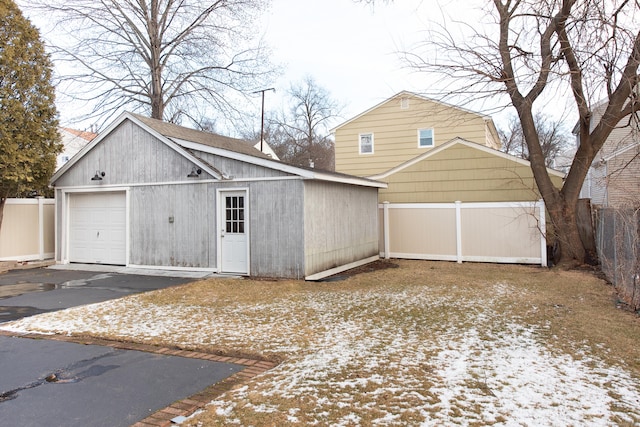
[69,192,126,265]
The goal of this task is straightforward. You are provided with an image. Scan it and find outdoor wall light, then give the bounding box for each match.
[91,171,105,181]
[187,166,202,178]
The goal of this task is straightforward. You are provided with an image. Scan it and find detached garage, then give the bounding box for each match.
[51,112,385,279]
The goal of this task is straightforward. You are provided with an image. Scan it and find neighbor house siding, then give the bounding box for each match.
[378,144,562,203]
[588,163,608,206]
[579,102,640,208]
[580,142,639,209]
[335,94,497,177]
[602,146,640,207]
[303,181,379,275]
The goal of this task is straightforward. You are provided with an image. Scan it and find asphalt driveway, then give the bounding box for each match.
[0,335,244,427]
[0,266,252,427]
[0,267,196,322]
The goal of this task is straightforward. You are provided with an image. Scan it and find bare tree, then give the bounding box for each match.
[500,113,571,168]
[23,0,274,128]
[396,0,640,266]
[268,77,341,170]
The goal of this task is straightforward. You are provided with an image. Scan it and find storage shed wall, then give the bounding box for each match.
[303,181,379,276]
[249,179,306,278]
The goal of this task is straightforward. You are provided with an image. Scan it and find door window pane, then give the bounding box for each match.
[224,195,245,234]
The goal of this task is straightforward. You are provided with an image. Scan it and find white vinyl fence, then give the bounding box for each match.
[380,200,547,266]
[0,198,55,261]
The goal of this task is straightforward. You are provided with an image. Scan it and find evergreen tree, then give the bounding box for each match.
[0,0,61,227]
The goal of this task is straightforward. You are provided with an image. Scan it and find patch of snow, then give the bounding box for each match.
[2,282,639,425]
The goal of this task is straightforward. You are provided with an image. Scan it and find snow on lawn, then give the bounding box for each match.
[2,279,639,426]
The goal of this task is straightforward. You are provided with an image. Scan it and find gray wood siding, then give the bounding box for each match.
[193,150,294,179]
[55,188,63,261]
[247,180,306,278]
[54,121,214,187]
[303,181,379,276]
[129,183,212,267]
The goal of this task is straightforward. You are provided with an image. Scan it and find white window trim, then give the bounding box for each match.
[418,128,434,148]
[359,132,374,155]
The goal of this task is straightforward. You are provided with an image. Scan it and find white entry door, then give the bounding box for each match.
[220,191,248,274]
[68,192,126,265]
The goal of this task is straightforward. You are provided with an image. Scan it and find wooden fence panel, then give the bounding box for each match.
[380,200,547,266]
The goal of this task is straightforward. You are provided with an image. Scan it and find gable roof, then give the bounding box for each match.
[368,137,566,180]
[131,114,271,159]
[51,112,386,188]
[60,127,98,142]
[330,91,497,134]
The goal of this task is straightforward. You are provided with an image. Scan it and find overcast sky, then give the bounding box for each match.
[30,0,526,132]
[259,0,431,124]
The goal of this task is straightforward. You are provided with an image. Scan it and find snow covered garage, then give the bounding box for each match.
[50,112,385,279]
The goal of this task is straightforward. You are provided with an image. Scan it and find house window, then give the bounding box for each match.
[418,128,434,148]
[359,133,374,154]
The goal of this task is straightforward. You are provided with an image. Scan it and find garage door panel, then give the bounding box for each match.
[69,193,126,265]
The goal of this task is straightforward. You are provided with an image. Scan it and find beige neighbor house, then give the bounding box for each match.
[333,91,566,266]
[333,91,564,203]
[333,91,500,178]
[576,100,640,208]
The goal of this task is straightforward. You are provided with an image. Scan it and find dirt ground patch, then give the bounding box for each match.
[2,260,640,425]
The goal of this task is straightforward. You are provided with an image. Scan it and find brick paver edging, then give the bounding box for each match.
[0,330,278,427]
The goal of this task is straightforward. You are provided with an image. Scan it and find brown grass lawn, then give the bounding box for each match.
[3,260,640,425]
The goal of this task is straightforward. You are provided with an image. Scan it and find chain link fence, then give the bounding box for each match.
[595,207,640,311]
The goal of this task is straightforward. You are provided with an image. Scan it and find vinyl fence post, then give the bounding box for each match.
[383,201,390,259]
[455,201,462,263]
[37,196,44,260]
[539,199,547,267]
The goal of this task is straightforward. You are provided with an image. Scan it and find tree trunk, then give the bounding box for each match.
[513,99,590,267]
[546,198,587,267]
[149,0,163,120]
